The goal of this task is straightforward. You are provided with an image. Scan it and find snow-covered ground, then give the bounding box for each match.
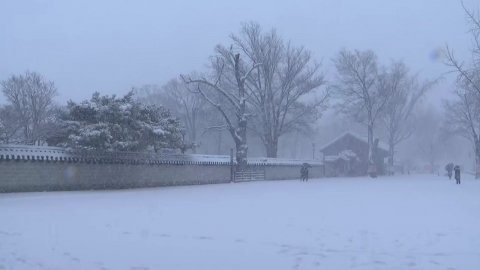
[1,174,480,270]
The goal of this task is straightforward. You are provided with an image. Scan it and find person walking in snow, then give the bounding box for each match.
[445,163,454,180]
[454,165,461,184]
[300,166,306,181]
[300,163,310,181]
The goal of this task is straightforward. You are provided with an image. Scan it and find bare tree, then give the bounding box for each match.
[330,49,390,165]
[36,103,68,146]
[182,48,260,170]
[443,79,480,176]
[415,106,448,173]
[199,103,228,155]
[230,22,329,157]
[133,82,204,154]
[133,85,163,105]
[162,79,205,153]
[0,105,21,144]
[444,2,480,94]
[1,71,58,145]
[381,61,439,174]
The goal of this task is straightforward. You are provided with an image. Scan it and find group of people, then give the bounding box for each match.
[445,163,461,184]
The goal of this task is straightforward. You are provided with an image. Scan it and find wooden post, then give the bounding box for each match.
[249,170,252,181]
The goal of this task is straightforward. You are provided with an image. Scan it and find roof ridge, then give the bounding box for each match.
[319,131,389,152]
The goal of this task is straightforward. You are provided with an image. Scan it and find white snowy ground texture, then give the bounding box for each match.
[1,175,480,270]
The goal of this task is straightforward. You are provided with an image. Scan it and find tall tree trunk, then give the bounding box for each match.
[389,142,395,175]
[234,53,249,171]
[235,117,248,171]
[368,124,374,165]
[265,138,278,158]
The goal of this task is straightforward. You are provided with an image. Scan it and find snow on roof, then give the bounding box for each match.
[0,144,71,158]
[157,154,231,164]
[319,131,389,153]
[247,157,323,166]
[324,153,359,163]
[0,145,322,166]
[324,156,340,162]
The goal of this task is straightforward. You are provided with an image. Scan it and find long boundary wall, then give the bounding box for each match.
[0,146,324,193]
[0,161,231,192]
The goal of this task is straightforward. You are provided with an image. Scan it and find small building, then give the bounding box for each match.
[320,132,389,177]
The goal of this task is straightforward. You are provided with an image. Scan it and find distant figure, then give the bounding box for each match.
[300,163,310,182]
[445,163,454,180]
[368,164,377,178]
[454,165,461,185]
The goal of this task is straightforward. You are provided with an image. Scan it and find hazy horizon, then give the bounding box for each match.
[1,0,476,107]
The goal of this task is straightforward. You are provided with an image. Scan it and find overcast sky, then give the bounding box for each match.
[0,0,477,105]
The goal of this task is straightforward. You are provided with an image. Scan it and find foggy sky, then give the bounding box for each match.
[0,0,476,105]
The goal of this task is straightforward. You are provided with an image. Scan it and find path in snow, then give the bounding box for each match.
[1,174,480,270]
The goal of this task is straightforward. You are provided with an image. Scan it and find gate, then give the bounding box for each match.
[234,170,266,182]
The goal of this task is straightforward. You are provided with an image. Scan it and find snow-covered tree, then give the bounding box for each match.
[48,91,195,153]
[381,60,439,174]
[415,106,448,173]
[230,22,329,157]
[1,71,58,144]
[182,49,260,171]
[330,49,391,166]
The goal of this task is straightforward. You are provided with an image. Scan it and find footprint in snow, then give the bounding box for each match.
[292,257,302,269]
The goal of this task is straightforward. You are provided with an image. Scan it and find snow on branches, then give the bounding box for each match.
[47,91,196,153]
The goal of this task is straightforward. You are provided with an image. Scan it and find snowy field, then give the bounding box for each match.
[1,174,480,270]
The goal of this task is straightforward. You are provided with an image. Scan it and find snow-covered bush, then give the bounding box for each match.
[47,91,197,153]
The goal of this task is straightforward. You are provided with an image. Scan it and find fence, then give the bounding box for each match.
[234,170,266,182]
